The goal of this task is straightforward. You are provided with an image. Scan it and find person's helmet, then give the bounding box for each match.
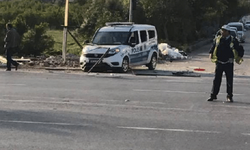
[221,25,232,31]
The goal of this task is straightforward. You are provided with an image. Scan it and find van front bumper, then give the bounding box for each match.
[80,54,123,70]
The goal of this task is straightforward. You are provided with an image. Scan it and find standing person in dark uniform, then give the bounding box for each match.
[4,23,20,71]
[207,25,244,102]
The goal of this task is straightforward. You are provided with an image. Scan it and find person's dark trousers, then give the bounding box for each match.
[211,62,234,98]
[6,47,18,70]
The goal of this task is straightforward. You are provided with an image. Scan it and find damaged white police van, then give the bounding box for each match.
[80,22,159,72]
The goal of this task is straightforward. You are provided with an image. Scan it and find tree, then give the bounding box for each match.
[77,0,127,40]
[21,23,54,56]
[140,0,194,44]
[0,20,7,55]
[74,0,88,5]
[1,0,250,55]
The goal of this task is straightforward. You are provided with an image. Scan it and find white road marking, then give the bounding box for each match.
[1,96,250,111]
[0,98,190,111]
[134,89,202,94]
[219,92,245,96]
[0,84,26,86]
[1,120,247,137]
[210,104,250,109]
[133,89,245,96]
[117,126,221,134]
[0,95,166,105]
[0,120,89,127]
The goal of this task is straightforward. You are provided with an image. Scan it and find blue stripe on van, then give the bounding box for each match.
[130,51,150,63]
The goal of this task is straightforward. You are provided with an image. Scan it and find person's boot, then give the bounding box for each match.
[207,95,217,101]
[227,96,233,103]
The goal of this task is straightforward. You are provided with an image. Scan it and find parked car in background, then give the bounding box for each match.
[229,27,239,40]
[227,22,246,43]
[245,21,250,29]
[230,29,238,40]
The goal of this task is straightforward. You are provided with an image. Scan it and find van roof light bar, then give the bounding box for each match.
[105,22,134,26]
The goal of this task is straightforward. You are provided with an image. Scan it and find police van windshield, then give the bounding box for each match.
[92,32,130,45]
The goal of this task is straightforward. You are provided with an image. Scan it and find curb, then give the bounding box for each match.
[44,67,81,71]
[0,65,201,77]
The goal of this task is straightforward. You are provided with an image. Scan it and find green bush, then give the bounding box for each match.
[21,23,54,56]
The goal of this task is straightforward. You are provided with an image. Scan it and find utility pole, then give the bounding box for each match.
[62,0,69,64]
[129,0,133,22]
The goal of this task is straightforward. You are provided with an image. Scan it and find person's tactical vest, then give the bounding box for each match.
[211,35,243,64]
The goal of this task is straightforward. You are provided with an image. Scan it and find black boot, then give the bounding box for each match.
[227,96,233,103]
[207,95,217,101]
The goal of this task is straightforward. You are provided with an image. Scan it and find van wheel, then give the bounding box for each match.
[148,54,157,70]
[119,57,129,73]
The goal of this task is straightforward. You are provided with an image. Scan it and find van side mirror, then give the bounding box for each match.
[129,37,136,47]
[130,42,136,47]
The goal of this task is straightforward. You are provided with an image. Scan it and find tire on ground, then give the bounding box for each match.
[119,57,129,73]
[147,53,157,70]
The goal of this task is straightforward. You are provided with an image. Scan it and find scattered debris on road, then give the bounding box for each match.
[0,56,7,66]
[172,71,201,77]
[158,43,189,62]
[133,70,201,77]
[125,99,130,102]
[0,54,80,69]
[194,68,206,71]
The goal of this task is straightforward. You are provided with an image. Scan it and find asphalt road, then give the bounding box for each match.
[0,31,250,150]
[0,68,250,150]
